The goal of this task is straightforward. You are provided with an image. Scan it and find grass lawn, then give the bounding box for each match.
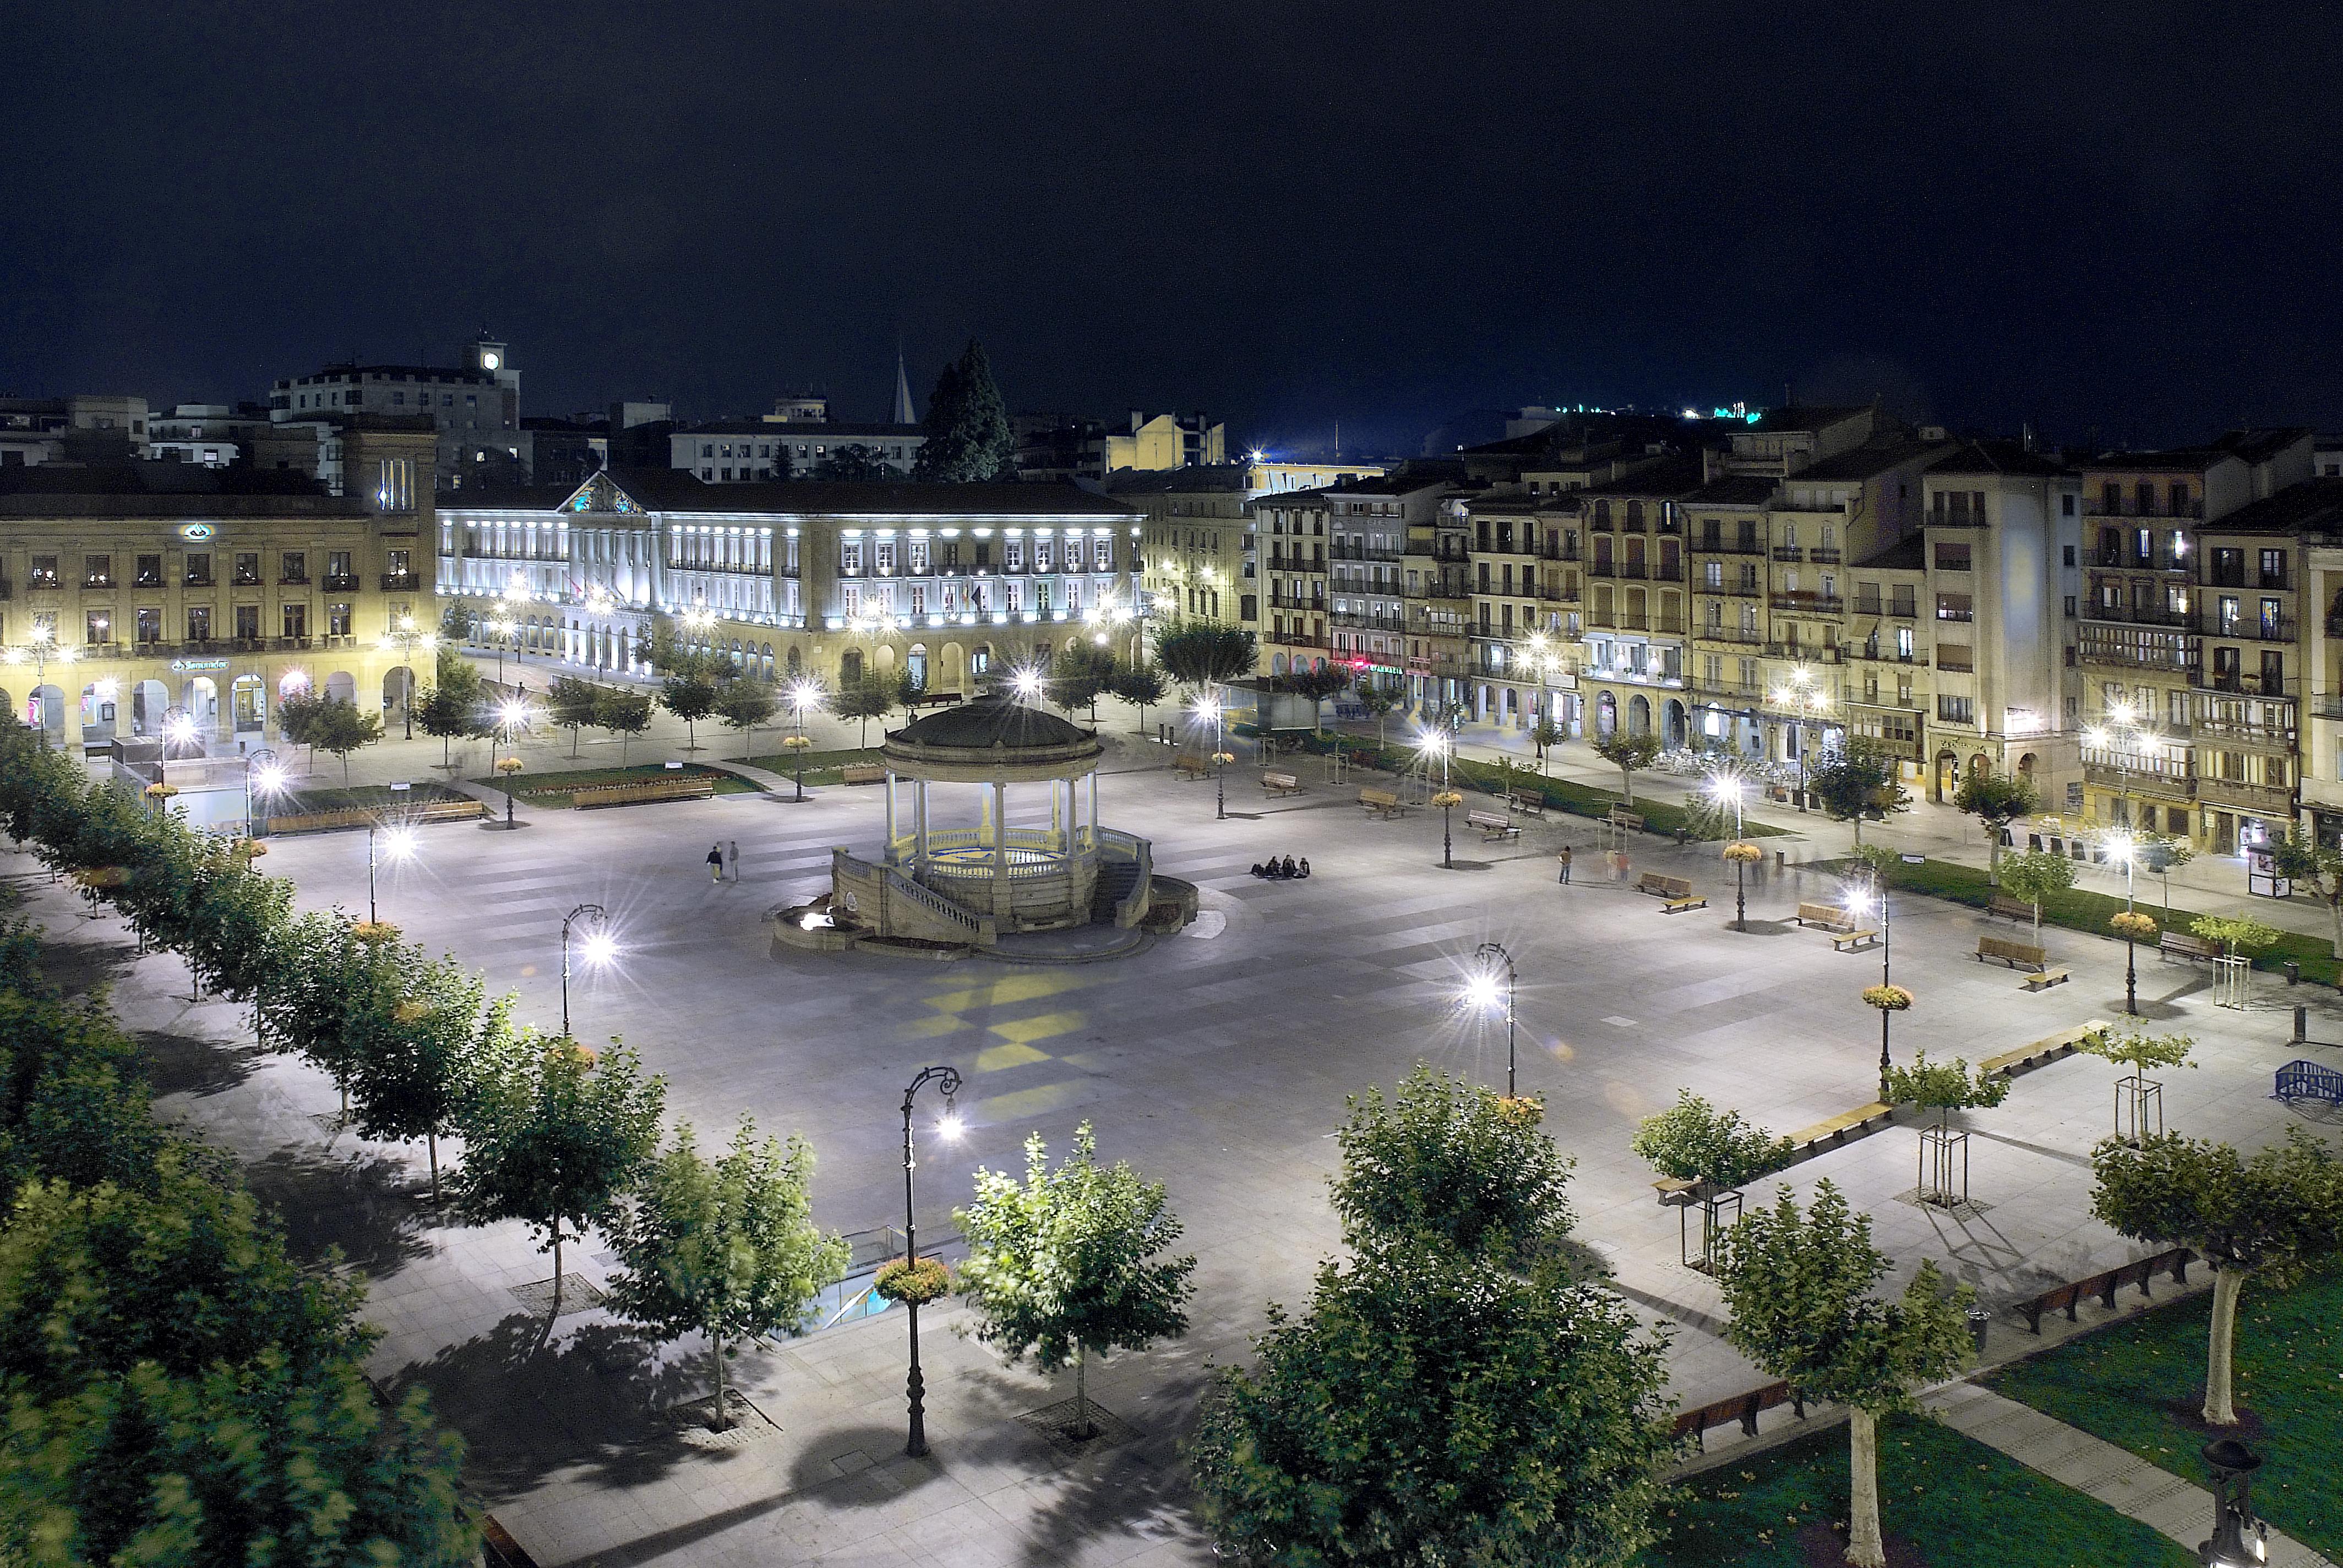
[1852,855,2340,984]
[1647,1410,2194,1568]
[730,747,886,786]
[275,781,469,813]
[1986,1255,2343,1558]
[469,763,762,802]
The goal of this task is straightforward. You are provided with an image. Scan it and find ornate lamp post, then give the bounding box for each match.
[364,823,416,923]
[1421,728,1458,866]
[2198,1439,2268,1568]
[488,612,517,686]
[1462,941,1519,1096]
[559,902,613,1038]
[1846,875,1898,1102]
[2084,700,2165,832]
[2,624,78,748]
[1193,694,1228,821]
[784,677,824,802]
[1768,667,1832,810]
[382,616,435,740]
[896,1065,964,1457]
[244,749,283,838]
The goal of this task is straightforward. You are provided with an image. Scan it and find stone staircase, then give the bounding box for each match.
[1090,858,1142,923]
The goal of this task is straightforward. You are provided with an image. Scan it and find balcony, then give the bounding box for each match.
[1772,546,1803,563]
[1709,581,1763,598]
[1852,647,1929,665]
[1697,540,1767,556]
[2090,552,2191,573]
[1770,591,1844,615]
[2194,714,2296,749]
[183,575,215,589]
[1808,548,1842,565]
[1764,644,1846,664]
[280,574,309,586]
[381,573,421,591]
[2084,604,2193,628]
[2198,776,2292,814]
[2084,760,2197,797]
[2084,499,2204,520]
[2202,614,2297,644]
[1696,627,1767,645]
[2314,694,2343,721]
[323,574,359,591]
[81,575,113,590]
[232,573,261,588]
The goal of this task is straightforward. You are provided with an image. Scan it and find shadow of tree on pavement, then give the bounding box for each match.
[243,1142,438,1276]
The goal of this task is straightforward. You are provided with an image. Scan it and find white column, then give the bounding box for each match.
[1089,771,1099,845]
[915,778,929,870]
[885,771,897,857]
[991,780,1009,917]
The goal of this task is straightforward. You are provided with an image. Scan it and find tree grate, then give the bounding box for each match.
[506,1273,607,1316]
[1016,1397,1135,1456]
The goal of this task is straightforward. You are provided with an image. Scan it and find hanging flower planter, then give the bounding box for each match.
[1862,984,1915,1011]
[1430,790,1464,809]
[74,865,130,889]
[873,1256,953,1305]
[2109,911,2159,941]
[1211,751,1236,766]
[143,783,178,800]
[392,999,429,1025]
[495,757,526,777]
[781,734,814,752]
[230,839,268,861]
[1721,841,1763,864]
[1495,1095,1545,1125]
[351,920,401,943]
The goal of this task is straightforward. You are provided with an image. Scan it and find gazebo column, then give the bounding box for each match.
[914,778,929,871]
[884,771,897,858]
[1088,772,1098,847]
[991,780,1009,917]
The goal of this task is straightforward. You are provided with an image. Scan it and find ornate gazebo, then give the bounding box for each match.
[830,695,1152,943]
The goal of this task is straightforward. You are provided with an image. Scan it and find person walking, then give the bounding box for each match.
[1556,843,1572,885]
[725,838,738,879]
[706,845,724,884]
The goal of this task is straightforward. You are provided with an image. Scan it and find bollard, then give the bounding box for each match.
[2295,1005,2308,1044]
[1775,850,1787,872]
[2286,960,2300,986]
[1965,1306,1991,1355]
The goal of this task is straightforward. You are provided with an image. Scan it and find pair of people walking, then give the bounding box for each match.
[706,840,738,883]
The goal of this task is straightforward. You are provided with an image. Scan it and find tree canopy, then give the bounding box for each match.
[1808,739,1910,845]
[1953,771,2039,884]
[1149,618,1257,689]
[1592,731,1661,803]
[1330,1064,1574,1268]
[913,339,1015,481]
[1630,1088,1795,1189]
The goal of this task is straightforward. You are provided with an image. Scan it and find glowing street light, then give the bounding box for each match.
[784,677,825,802]
[897,1064,965,1457]
[1461,941,1519,1096]
[244,748,284,838]
[382,615,437,739]
[1770,669,1832,811]
[1845,878,1895,1101]
[560,902,613,1038]
[4,623,77,746]
[1011,666,1045,703]
[1192,693,1228,820]
[366,823,417,923]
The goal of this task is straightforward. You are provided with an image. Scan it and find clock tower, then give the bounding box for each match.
[466,335,516,392]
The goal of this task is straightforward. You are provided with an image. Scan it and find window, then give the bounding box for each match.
[875,541,896,575]
[2262,598,2283,638]
[909,538,929,572]
[2260,549,2287,587]
[84,611,110,644]
[326,551,353,585]
[2064,594,2077,617]
[29,555,58,587]
[234,605,260,641]
[186,606,212,642]
[2219,595,2240,634]
[135,553,161,587]
[386,549,411,580]
[1936,592,1974,623]
[234,552,260,585]
[840,542,862,575]
[1704,560,1723,589]
[1005,538,1025,570]
[282,604,307,639]
[328,603,352,636]
[281,551,306,583]
[135,607,160,643]
[1895,626,1914,658]
[1933,541,1971,571]
[1094,537,1114,570]
[184,552,212,585]
[1034,538,1054,571]
[1937,694,1974,724]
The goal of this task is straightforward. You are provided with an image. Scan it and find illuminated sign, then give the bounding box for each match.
[178,523,215,541]
[169,658,230,673]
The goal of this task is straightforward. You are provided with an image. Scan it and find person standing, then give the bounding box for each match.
[725,838,738,879]
[1556,844,1572,885]
[706,845,724,884]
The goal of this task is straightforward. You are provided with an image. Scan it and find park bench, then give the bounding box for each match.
[1650,1175,1705,1206]
[2021,966,2070,990]
[2160,930,2218,963]
[1173,755,1211,780]
[265,798,484,834]
[1609,806,1646,834]
[839,764,885,785]
[1508,788,1546,818]
[1467,809,1519,842]
[1671,1380,1801,1450]
[1661,894,1708,914]
[1358,787,1410,819]
[1636,873,1694,900]
[571,776,716,809]
[1988,896,2036,923]
[1261,770,1303,797]
[904,690,962,710]
[1830,928,1880,952]
[1976,934,2049,972]
[1976,1022,2102,1079]
[2016,1248,2193,1335]
[1784,1101,1895,1151]
[1794,901,1852,931]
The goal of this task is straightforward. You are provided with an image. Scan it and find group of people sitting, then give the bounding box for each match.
[1249,856,1311,880]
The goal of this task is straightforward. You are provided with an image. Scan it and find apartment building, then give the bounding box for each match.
[1255,489,1329,677]
[1108,465,1252,626]
[1578,454,1703,745]
[269,337,520,489]
[2286,482,2343,843]
[672,420,924,481]
[1329,487,1412,694]
[1458,484,1583,728]
[1683,475,1778,753]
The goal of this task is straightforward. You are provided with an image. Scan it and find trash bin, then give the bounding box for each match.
[1966,1306,1991,1355]
[2285,960,2300,986]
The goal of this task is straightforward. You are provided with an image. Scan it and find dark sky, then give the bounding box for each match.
[7,3,2340,457]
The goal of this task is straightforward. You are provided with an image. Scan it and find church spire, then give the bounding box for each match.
[892,341,916,425]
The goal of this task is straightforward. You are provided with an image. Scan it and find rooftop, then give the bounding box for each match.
[1747,405,1872,435]
[1681,475,1779,507]
[678,420,920,439]
[1926,441,2069,478]
[466,467,1142,520]
[1793,436,1950,483]
[1579,451,1708,498]
[0,461,360,518]
[1103,464,1255,496]
[2200,477,2343,537]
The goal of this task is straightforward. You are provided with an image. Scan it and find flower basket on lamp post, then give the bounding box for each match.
[2110,911,2157,1016]
[873,1256,953,1306]
[495,755,525,829]
[1862,984,1914,1011]
[1431,789,1463,867]
[1721,840,1761,929]
[782,732,813,802]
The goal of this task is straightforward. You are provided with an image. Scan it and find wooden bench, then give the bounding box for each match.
[904,690,963,710]
[1831,928,1880,952]
[265,798,484,834]
[1468,809,1519,842]
[2023,967,2071,991]
[1359,787,1410,819]
[1785,1101,1895,1150]
[1794,901,1852,931]
[2160,930,2218,963]
[1661,894,1708,915]
[2017,1248,2193,1335]
[1977,934,2048,972]
[839,764,885,786]
[1988,896,2036,923]
[1173,755,1211,780]
[1651,1175,1704,1207]
[1508,788,1546,818]
[1671,1380,1802,1450]
[1261,770,1303,797]
[1609,807,1646,834]
[1976,1021,2104,1079]
[1636,873,1694,900]
[571,776,717,809]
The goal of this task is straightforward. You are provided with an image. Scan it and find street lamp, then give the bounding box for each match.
[559,902,613,1038]
[897,1064,965,1458]
[2107,832,2146,1014]
[785,677,824,802]
[365,823,416,923]
[1709,773,1752,929]
[2198,1439,2269,1568]
[382,616,437,740]
[488,613,517,686]
[2084,703,2165,832]
[244,749,284,838]
[1770,667,1831,810]
[1846,876,1895,1102]
[1420,727,1457,867]
[1192,694,1227,820]
[1463,941,1519,1096]
[1011,666,1045,703]
[163,709,200,757]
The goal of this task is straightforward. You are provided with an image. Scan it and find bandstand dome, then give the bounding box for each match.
[882,695,1103,780]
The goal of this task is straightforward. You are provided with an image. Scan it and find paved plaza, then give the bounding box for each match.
[20,709,2343,1568]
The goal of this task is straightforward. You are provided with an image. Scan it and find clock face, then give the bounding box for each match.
[481,351,501,371]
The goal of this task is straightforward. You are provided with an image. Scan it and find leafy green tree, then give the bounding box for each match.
[1359,684,1401,748]
[1879,1048,2010,1132]
[1191,1244,1675,1567]
[1996,847,2075,940]
[0,1353,474,1568]
[661,665,720,752]
[0,973,167,1196]
[810,443,890,481]
[454,1033,666,1324]
[1529,714,1566,770]
[1109,662,1167,732]
[2078,1023,2195,1084]
[348,954,499,1202]
[439,597,478,641]
[831,677,897,747]
[2134,832,2196,917]
[415,646,488,767]
[547,675,602,758]
[2266,827,2343,957]
[258,912,385,1120]
[593,686,654,764]
[1953,770,2039,885]
[955,1122,1196,1438]
[306,695,383,786]
[2090,1128,2343,1425]
[1281,663,1351,735]
[913,339,1016,481]
[714,677,780,758]
[1713,1182,1976,1568]
[180,838,293,1001]
[605,1120,849,1429]
[1630,1088,1795,1189]
[1148,618,1257,690]
[1808,739,1910,846]
[1592,731,1661,804]
[1045,646,1115,722]
[1331,1063,1573,1268]
[2191,913,2280,962]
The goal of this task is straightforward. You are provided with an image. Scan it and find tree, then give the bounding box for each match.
[1330,1064,1574,1269]
[439,597,478,641]
[259,911,386,1120]
[1529,714,1566,771]
[593,686,653,764]
[1149,618,1257,690]
[1110,662,1167,732]
[2135,832,2196,917]
[811,443,891,481]
[415,647,487,767]
[2090,1128,2343,1425]
[2077,1021,2196,1082]
[2267,827,2343,959]
[955,1123,1194,1439]
[306,696,383,786]
[1591,731,1661,804]
[1191,1244,1675,1567]
[1046,646,1115,721]
[661,665,720,752]
[1281,663,1352,736]
[1954,771,2039,886]
[831,677,897,747]
[454,1033,666,1325]
[1713,1182,1976,1568]
[1631,1088,1795,1189]
[913,339,1015,481]
[547,675,601,758]
[1359,684,1401,748]
[605,1119,849,1430]
[1996,848,2075,940]
[1879,1048,2010,1133]
[2191,913,2279,962]
[1809,739,1910,846]
[347,952,498,1202]
[714,677,780,759]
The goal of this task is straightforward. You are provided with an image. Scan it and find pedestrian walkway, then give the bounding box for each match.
[1923,1383,2337,1568]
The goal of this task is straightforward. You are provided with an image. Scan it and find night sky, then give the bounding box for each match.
[8,3,2341,456]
